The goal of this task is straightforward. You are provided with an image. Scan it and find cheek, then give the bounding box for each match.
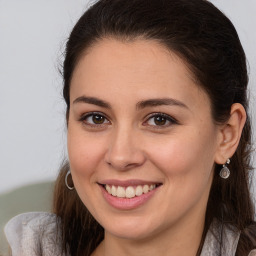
[147,132,216,218]
[148,130,216,180]
[67,128,108,211]
[67,127,106,182]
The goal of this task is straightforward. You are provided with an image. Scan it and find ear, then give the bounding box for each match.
[214,103,246,165]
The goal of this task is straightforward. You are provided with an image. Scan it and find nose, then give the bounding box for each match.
[104,126,146,171]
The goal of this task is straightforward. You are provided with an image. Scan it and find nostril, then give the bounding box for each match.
[106,160,143,171]
[104,135,146,170]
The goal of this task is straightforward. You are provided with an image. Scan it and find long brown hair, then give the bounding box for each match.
[53,0,255,255]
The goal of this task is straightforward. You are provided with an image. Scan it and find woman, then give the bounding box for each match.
[5,0,256,255]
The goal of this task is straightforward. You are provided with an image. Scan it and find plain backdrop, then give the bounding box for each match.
[0,1,255,198]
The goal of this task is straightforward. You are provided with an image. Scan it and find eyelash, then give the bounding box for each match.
[79,112,178,129]
[79,112,110,128]
[143,113,178,128]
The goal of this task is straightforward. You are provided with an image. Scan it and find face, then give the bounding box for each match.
[67,38,220,240]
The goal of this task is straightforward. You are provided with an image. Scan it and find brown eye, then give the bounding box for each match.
[92,114,105,124]
[145,113,178,128]
[154,116,167,126]
[80,112,110,127]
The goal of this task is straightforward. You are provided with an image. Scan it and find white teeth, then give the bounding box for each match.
[117,186,126,198]
[149,184,156,191]
[143,185,149,193]
[105,184,158,198]
[135,185,143,196]
[106,184,111,193]
[111,185,117,196]
[126,186,135,198]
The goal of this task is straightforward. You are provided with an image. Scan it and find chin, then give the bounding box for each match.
[102,217,161,241]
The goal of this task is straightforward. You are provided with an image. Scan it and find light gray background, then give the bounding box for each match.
[0,0,255,196]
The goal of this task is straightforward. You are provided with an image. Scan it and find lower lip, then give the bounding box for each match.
[99,185,159,210]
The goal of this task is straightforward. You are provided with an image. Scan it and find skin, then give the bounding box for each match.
[67,38,246,256]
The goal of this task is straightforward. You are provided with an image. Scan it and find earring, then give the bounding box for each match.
[219,159,231,179]
[65,170,74,190]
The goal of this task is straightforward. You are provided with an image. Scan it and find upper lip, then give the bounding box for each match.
[98,179,163,187]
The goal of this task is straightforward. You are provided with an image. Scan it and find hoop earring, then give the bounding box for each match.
[65,170,74,190]
[219,158,230,179]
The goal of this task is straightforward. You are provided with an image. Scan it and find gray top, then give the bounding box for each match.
[4,212,256,256]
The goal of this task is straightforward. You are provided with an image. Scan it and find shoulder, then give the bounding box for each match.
[243,223,256,245]
[248,250,256,256]
[201,219,256,256]
[4,212,65,256]
[244,223,256,255]
[237,222,256,256]
[201,219,241,255]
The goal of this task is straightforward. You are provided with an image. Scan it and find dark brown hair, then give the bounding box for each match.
[53,0,255,255]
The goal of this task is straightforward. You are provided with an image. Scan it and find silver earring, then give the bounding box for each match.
[219,159,231,179]
[65,170,74,190]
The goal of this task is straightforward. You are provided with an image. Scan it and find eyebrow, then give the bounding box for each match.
[73,96,188,110]
[136,98,188,110]
[73,96,111,109]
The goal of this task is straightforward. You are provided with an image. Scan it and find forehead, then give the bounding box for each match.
[70,38,210,112]
[73,38,194,82]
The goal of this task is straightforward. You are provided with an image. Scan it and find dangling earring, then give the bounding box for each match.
[65,170,74,190]
[219,158,231,179]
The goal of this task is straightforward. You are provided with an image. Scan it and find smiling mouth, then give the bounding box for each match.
[100,183,162,199]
